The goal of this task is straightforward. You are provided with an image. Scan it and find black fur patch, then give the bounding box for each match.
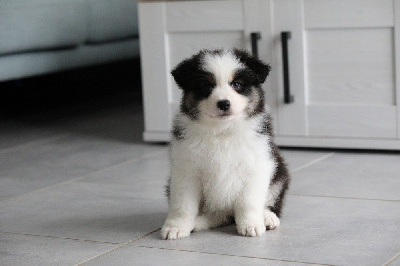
[171,50,220,120]
[180,91,200,120]
[165,176,171,199]
[231,49,270,118]
[171,50,217,100]
[233,49,271,84]
[171,52,204,91]
[258,115,290,218]
[257,113,274,136]
[172,121,185,141]
[246,87,265,118]
[231,69,259,96]
[269,144,290,218]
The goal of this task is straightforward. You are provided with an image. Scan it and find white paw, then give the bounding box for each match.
[264,210,280,230]
[161,225,191,240]
[237,223,266,237]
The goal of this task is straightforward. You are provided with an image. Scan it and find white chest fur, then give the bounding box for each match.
[171,116,276,214]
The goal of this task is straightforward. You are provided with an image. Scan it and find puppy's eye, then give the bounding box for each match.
[231,81,243,91]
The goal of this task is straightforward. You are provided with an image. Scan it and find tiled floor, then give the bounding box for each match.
[1,97,400,265]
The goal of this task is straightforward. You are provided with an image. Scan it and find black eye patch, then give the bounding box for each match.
[193,71,216,100]
[231,69,258,95]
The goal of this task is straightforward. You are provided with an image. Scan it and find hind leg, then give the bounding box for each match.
[264,209,280,230]
[193,212,231,232]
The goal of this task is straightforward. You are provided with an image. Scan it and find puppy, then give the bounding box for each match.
[161,49,290,240]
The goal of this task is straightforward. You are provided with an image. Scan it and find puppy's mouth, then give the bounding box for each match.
[206,111,234,120]
[218,112,231,117]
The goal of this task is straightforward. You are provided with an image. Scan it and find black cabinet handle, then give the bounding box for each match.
[281,31,294,104]
[251,32,261,58]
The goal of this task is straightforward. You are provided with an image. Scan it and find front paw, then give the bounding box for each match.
[161,226,190,240]
[264,210,280,230]
[237,222,266,237]
[161,223,191,240]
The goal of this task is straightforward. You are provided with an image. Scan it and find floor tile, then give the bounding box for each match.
[0,97,145,150]
[279,149,333,172]
[0,232,116,266]
[134,195,400,266]
[83,246,300,266]
[78,150,170,201]
[0,175,43,201]
[0,134,166,201]
[60,103,147,144]
[0,121,60,151]
[0,178,168,244]
[290,152,400,201]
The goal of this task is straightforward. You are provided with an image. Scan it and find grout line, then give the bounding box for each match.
[288,194,400,203]
[75,228,161,266]
[0,231,120,245]
[383,251,400,266]
[135,245,333,266]
[291,152,335,173]
[0,133,69,154]
[0,148,167,207]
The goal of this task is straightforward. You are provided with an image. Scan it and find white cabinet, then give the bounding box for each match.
[139,0,400,150]
[274,0,400,149]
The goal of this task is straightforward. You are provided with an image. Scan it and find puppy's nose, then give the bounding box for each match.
[217,100,231,111]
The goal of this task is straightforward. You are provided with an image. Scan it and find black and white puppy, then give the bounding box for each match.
[161,49,290,240]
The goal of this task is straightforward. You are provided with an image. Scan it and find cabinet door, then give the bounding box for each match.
[140,0,274,137]
[274,0,400,139]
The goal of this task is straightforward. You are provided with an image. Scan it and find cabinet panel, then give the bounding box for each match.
[166,1,243,32]
[304,0,394,29]
[273,0,307,136]
[308,106,397,138]
[307,28,395,106]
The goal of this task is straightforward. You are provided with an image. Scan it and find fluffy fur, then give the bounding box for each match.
[161,49,290,240]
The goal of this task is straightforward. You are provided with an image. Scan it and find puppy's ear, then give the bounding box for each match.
[171,53,202,90]
[234,49,271,84]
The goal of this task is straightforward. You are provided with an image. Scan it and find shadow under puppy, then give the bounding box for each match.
[162,49,290,240]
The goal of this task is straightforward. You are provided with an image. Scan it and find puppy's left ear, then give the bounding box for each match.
[171,52,202,90]
[234,49,271,84]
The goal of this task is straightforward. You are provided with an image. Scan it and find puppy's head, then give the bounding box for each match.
[172,49,270,124]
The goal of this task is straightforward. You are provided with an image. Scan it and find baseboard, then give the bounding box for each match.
[143,131,170,142]
[276,136,400,151]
